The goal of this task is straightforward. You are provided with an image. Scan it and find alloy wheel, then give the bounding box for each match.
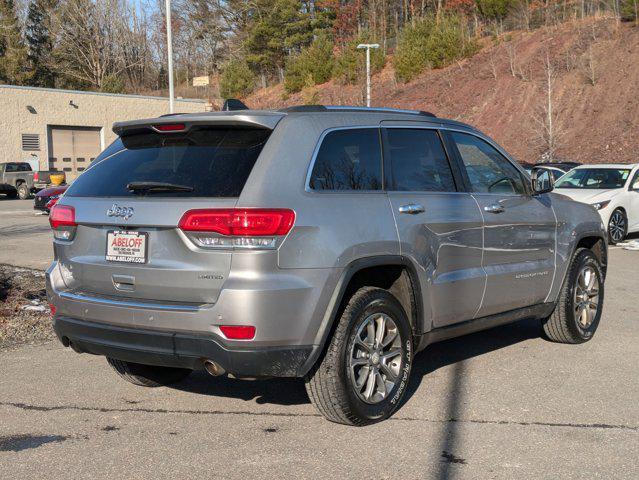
[573,265,600,329]
[349,313,403,404]
[608,211,626,243]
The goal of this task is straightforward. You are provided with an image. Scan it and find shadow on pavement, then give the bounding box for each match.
[404,317,542,401]
[172,373,310,406]
[173,318,542,412]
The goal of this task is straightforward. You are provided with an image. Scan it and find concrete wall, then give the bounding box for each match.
[0,85,205,170]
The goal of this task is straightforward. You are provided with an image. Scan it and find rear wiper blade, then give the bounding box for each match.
[126,181,194,194]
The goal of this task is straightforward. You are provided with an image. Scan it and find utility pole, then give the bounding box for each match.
[357,43,380,107]
[165,0,175,113]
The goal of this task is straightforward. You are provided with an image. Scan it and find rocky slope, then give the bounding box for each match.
[247,18,639,165]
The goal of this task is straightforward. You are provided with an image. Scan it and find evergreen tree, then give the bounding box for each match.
[219,58,255,98]
[25,0,57,87]
[243,0,321,81]
[621,0,638,23]
[0,0,28,84]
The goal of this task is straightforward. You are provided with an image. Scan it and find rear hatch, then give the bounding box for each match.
[53,121,276,305]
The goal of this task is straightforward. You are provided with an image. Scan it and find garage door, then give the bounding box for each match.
[49,127,101,180]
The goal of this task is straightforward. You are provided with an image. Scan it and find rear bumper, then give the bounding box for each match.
[54,316,315,377]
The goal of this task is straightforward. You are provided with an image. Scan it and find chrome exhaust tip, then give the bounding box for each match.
[203,360,226,377]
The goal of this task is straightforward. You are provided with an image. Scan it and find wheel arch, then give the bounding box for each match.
[575,235,607,279]
[301,255,424,376]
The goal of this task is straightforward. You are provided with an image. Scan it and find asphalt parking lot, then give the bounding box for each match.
[0,198,51,270]
[1,197,638,479]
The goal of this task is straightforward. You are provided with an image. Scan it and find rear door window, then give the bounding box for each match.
[309,128,382,191]
[383,128,456,192]
[65,127,271,198]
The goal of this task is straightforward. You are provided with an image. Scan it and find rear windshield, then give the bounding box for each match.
[65,127,271,198]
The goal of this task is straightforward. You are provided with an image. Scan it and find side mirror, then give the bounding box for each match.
[531,167,554,195]
[631,178,639,191]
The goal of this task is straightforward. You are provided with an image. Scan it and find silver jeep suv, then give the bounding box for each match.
[47,106,607,425]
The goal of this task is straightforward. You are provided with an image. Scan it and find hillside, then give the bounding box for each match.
[246,18,639,165]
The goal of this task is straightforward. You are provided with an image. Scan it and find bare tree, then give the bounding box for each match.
[581,44,597,85]
[488,49,498,80]
[55,0,152,90]
[533,52,564,160]
[506,43,518,78]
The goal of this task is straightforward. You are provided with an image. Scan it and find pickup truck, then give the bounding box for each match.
[0,162,58,199]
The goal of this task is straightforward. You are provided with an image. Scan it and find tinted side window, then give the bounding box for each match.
[310,129,382,191]
[451,132,525,195]
[385,128,456,192]
[5,164,17,172]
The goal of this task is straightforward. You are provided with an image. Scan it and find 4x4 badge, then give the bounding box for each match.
[106,204,134,220]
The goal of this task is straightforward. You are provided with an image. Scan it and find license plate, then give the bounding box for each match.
[106,231,148,264]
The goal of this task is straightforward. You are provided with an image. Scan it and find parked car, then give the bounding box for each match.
[34,185,68,213]
[47,106,608,425]
[523,164,570,181]
[554,163,639,244]
[521,161,580,181]
[0,162,62,199]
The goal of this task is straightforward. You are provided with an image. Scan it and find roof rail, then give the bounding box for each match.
[279,105,327,112]
[279,105,436,117]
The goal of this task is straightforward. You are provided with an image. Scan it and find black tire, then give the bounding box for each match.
[107,358,192,387]
[305,287,413,426]
[542,248,604,344]
[17,183,30,200]
[607,208,627,245]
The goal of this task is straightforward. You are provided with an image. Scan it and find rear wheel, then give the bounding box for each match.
[107,358,191,387]
[17,183,30,200]
[542,248,604,344]
[607,209,627,245]
[305,287,413,425]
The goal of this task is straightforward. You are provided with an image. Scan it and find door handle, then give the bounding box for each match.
[484,203,505,214]
[398,204,425,215]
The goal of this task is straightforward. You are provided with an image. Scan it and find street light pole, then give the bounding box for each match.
[357,43,380,107]
[165,0,175,113]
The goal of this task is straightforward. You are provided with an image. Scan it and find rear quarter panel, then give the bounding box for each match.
[237,114,401,346]
[238,114,400,269]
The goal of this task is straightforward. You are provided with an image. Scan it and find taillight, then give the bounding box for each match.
[49,303,57,317]
[219,325,255,340]
[178,208,295,249]
[49,204,77,240]
[153,123,186,132]
[34,172,39,182]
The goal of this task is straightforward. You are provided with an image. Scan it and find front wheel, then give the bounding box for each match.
[305,287,413,425]
[107,358,192,387]
[542,248,604,344]
[607,209,627,245]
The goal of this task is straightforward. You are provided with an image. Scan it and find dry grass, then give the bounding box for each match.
[0,265,54,348]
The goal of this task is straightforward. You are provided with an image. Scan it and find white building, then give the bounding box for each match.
[0,85,205,180]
